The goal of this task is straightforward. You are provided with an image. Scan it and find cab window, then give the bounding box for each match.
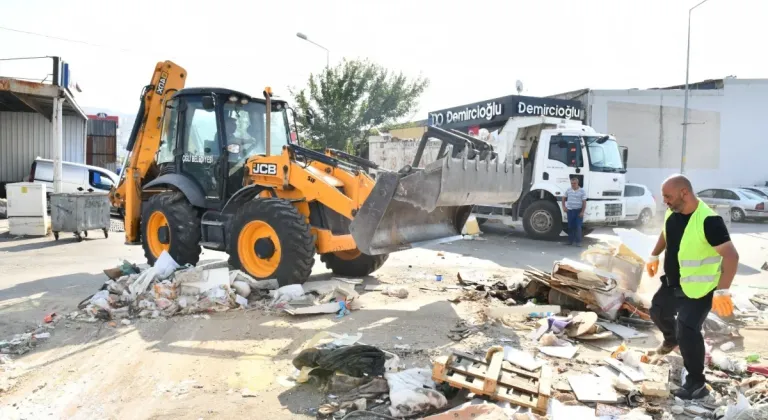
[548,136,583,168]
[89,170,115,191]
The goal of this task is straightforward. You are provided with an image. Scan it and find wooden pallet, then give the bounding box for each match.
[432,348,551,414]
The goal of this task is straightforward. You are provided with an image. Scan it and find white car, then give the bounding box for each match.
[623,183,656,225]
[741,186,768,200]
[697,187,768,222]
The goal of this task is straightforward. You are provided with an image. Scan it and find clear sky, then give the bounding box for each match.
[1,0,765,119]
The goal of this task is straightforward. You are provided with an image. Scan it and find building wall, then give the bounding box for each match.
[368,135,443,171]
[587,79,768,193]
[0,112,86,183]
[387,126,427,140]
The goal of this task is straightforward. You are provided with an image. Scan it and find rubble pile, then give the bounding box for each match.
[75,252,271,322]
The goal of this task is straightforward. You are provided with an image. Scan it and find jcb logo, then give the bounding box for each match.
[155,72,169,95]
[253,163,277,175]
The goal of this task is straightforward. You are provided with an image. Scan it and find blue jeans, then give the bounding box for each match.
[567,208,583,244]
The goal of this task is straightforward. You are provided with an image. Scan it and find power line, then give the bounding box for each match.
[0,25,135,53]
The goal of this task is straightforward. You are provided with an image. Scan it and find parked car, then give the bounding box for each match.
[623,183,656,225]
[697,187,768,222]
[740,186,768,200]
[29,158,118,195]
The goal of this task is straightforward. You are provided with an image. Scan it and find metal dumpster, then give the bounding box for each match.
[50,193,111,241]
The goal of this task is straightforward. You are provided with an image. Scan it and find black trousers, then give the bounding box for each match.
[649,280,714,385]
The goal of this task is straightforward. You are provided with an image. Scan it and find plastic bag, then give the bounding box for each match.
[271,284,305,306]
[385,368,447,417]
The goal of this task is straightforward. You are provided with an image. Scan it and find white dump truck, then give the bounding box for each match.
[471,116,628,239]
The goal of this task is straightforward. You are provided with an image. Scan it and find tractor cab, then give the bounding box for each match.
[155,87,292,207]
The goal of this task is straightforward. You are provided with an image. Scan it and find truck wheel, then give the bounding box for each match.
[141,192,202,266]
[320,250,389,277]
[229,198,315,286]
[522,200,562,240]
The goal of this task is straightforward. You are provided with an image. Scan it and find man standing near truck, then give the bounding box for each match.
[562,177,586,246]
[646,174,738,400]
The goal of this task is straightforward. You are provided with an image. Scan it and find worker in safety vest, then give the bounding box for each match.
[646,175,739,400]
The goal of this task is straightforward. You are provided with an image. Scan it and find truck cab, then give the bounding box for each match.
[474,116,627,239]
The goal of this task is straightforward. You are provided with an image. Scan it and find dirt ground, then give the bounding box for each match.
[1,219,767,419]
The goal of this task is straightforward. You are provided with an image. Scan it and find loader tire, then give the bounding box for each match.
[522,200,562,240]
[141,192,202,266]
[321,250,389,277]
[229,198,315,286]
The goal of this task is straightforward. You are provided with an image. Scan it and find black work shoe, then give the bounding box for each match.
[674,382,709,400]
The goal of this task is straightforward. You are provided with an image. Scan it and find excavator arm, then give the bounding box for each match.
[109,61,187,243]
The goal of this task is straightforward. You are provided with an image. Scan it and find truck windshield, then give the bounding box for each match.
[223,101,290,163]
[586,136,625,173]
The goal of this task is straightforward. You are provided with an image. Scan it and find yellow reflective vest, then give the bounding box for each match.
[663,199,721,298]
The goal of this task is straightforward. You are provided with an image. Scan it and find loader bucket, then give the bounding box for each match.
[349,152,522,255]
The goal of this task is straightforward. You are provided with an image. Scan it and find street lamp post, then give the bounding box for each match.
[681,0,711,174]
[296,32,329,68]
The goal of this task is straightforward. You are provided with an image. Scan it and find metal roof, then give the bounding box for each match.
[173,87,288,104]
[0,77,86,120]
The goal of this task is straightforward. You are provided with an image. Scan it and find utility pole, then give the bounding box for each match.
[296,32,329,68]
[681,0,712,174]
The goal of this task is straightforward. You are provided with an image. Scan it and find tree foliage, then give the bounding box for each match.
[290,59,429,155]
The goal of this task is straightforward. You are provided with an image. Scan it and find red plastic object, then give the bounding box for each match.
[747,365,768,376]
[43,312,56,323]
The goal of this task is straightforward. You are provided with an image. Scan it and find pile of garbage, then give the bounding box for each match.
[75,252,270,321]
[285,332,448,419]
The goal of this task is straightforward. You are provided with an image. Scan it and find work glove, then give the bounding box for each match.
[712,289,734,317]
[646,255,659,277]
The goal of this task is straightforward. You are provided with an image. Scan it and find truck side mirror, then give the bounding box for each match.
[202,96,215,111]
[620,147,629,169]
[305,109,315,127]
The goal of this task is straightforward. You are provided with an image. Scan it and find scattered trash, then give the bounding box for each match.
[382,286,409,299]
[292,345,386,378]
[597,321,648,340]
[241,388,257,398]
[387,368,447,417]
[43,313,56,324]
[568,374,618,402]
[640,381,669,398]
[711,349,747,373]
[432,347,550,414]
[721,341,736,352]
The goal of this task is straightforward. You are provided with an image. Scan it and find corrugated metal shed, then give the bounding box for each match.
[87,119,117,136]
[0,112,86,183]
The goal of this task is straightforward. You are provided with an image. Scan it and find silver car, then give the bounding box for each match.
[697,187,768,222]
[741,186,768,200]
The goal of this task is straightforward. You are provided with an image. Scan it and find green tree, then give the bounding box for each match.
[290,59,429,156]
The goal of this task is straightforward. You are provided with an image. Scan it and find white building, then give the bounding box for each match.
[551,78,768,193]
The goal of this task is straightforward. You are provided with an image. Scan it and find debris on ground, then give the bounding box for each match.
[75,253,273,322]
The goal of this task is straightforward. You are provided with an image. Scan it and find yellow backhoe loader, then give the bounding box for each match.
[110,61,521,286]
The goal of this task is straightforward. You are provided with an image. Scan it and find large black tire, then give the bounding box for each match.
[522,200,563,240]
[321,251,389,277]
[228,198,315,286]
[141,192,202,266]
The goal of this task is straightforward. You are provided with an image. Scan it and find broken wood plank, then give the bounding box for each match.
[484,349,503,394]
